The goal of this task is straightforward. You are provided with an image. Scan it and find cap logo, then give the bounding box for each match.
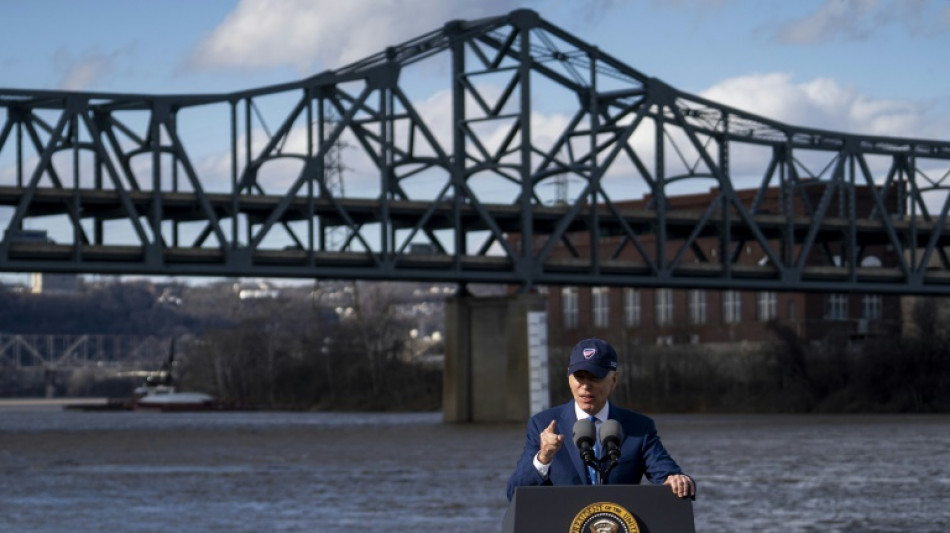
[582,348,596,359]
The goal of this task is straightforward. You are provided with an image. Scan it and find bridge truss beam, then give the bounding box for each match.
[2,9,950,294]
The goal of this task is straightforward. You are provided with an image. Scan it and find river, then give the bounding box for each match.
[0,400,947,532]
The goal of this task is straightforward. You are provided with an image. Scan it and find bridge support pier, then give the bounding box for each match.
[443,294,548,423]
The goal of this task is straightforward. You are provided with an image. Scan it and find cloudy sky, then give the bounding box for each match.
[1,0,950,284]
[2,0,948,139]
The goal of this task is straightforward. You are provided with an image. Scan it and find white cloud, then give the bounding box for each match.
[699,71,945,139]
[188,0,526,74]
[776,0,876,44]
[689,72,950,189]
[53,49,114,91]
[775,0,948,44]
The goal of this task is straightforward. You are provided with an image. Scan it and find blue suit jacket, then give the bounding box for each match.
[506,401,685,501]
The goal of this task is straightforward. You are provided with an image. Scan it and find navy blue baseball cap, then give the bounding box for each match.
[567,338,618,378]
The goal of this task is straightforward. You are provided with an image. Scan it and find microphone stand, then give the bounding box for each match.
[584,454,608,485]
[590,447,620,484]
[601,452,619,481]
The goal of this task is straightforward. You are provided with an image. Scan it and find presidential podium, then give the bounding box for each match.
[503,485,695,532]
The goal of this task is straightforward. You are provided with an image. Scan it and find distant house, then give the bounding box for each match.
[30,272,80,294]
[234,280,280,300]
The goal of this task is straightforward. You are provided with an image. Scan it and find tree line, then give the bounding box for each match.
[550,297,949,413]
[3,280,948,412]
[0,279,443,410]
[176,282,442,411]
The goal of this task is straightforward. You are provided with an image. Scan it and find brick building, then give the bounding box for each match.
[535,184,903,349]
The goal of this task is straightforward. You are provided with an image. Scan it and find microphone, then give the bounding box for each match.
[572,418,596,465]
[601,419,624,465]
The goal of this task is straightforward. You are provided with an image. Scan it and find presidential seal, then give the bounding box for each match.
[569,502,640,533]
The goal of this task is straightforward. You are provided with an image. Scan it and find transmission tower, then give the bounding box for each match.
[321,106,349,250]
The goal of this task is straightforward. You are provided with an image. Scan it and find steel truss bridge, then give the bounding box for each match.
[0,333,167,370]
[2,9,950,295]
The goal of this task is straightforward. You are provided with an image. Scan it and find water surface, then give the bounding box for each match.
[0,400,947,532]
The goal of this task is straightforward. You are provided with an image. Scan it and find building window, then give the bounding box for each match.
[623,288,640,327]
[562,287,578,329]
[862,294,881,320]
[656,288,673,326]
[757,291,778,321]
[688,290,706,324]
[826,293,848,320]
[723,290,741,323]
[592,286,609,328]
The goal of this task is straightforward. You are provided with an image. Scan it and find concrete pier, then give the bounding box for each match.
[443,294,547,423]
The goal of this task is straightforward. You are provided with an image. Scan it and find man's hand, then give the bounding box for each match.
[663,474,695,499]
[536,420,564,465]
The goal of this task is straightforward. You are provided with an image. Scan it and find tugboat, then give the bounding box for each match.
[129,339,215,412]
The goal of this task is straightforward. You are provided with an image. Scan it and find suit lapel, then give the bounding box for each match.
[560,401,589,483]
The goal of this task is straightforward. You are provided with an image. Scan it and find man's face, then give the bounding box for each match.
[569,370,618,415]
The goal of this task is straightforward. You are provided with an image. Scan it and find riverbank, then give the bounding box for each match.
[0,397,109,409]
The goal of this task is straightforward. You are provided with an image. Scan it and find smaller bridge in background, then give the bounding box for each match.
[0,333,167,371]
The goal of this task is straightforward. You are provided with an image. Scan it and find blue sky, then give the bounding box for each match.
[2,0,950,285]
[2,0,948,132]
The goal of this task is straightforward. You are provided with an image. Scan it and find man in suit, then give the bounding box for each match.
[506,337,695,501]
